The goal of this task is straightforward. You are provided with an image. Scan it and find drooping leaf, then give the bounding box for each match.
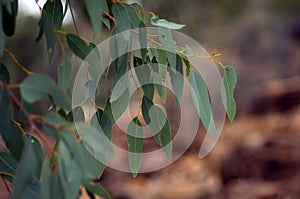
[148,106,172,160]
[66,34,91,60]
[134,57,154,100]
[110,71,130,102]
[131,3,144,21]
[0,89,24,161]
[10,138,39,199]
[221,66,237,122]
[111,89,130,122]
[112,2,140,32]
[168,54,184,104]
[43,0,63,30]
[0,152,17,181]
[40,158,51,199]
[42,13,56,61]
[126,117,144,177]
[141,97,172,160]
[57,141,81,199]
[189,70,218,138]
[20,74,70,110]
[23,134,43,179]
[84,0,108,35]
[151,15,185,30]
[0,64,9,83]
[1,0,18,36]
[76,122,114,160]
[58,57,73,93]
[158,28,176,69]
[84,181,111,199]
[139,22,147,62]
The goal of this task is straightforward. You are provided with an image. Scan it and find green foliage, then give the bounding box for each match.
[0,0,237,198]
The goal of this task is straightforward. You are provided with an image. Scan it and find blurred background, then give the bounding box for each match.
[2,0,300,198]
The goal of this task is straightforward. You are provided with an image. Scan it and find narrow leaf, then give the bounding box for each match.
[189,70,218,138]
[66,34,91,60]
[126,117,144,177]
[221,66,237,122]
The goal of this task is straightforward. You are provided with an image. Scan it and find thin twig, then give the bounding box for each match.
[1,175,11,194]
[4,48,33,75]
[67,0,79,36]
[0,81,49,144]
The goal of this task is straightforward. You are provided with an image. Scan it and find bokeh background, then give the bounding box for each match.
[2,0,300,198]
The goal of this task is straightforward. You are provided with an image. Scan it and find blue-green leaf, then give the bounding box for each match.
[58,57,73,93]
[84,0,108,35]
[84,181,111,199]
[168,54,184,104]
[221,66,237,122]
[66,34,91,60]
[11,139,39,199]
[189,70,218,138]
[151,15,185,30]
[20,74,70,110]
[0,152,17,181]
[141,97,172,160]
[158,28,176,69]
[126,117,144,177]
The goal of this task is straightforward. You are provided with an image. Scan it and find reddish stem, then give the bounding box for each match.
[67,0,80,36]
[1,175,11,194]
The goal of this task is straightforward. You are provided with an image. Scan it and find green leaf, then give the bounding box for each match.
[23,134,43,179]
[221,66,237,122]
[43,0,63,30]
[181,54,191,76]
[0,152,17,181]
[151,15,185,30]
[131,3,144,21]
[148,106,172,160]
[40,159,51,199]
[11,138,39,199]
[0,64,9,83]
[152,70,167,103]
[139,22,147,62]
[94,108,113,139]
[1,0,18,36]
[0,89,24,161]
[168,54,184,104]
[66,34,91,60]
[43,113,69,139]
[76,123,114,159]
[58,57,73,93]
[57,141,81,199]
[85,0,103,34]
[112,3,130,32]
[20,74,70,110]
[84,181,111,199]
[110,71,130,102]
[111,89,130,122]
[141,97,172,160]
[158,28,176,69]
[112,2,140,32]
[189,71,218,138]
[126,117,144,177]
[42,13,56,62]
[134,57,154,100]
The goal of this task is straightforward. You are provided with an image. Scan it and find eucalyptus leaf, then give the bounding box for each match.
[20,74,71,110]
[66,34,91,60]
[189,71,217,138]
[126,117,144,177]
[221,66,237,122]
[151,15,185,30]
